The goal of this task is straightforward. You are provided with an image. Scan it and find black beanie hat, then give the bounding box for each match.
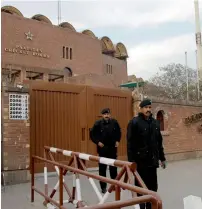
[139,99,152,108]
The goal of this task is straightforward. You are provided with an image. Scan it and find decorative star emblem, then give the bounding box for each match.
[25,31,34,40]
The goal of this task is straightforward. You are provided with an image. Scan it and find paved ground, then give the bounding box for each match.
[2,158,202,209]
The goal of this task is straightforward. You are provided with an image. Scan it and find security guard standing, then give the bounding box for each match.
[90,108,121,194]
[127,99,167,209]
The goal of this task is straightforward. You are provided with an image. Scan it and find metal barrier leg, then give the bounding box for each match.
[72,174,76,200]
[31,157,35,203]
[49,152,73,198]
[1,172,6,193]
[43,153,73,206]
[59,167,63,207]
[99,167,126,205]
[74,155,85,208]
[44,166,48,196]
[78,158,102,202]
[44,150,48,201]
[115,186,121,209]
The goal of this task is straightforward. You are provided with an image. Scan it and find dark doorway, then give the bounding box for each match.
[64,67,72,77]
[157,110,164,131]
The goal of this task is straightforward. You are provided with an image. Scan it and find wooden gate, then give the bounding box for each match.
[30,82,132,172]
[86,86,132,165]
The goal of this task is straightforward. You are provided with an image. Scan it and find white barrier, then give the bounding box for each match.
[134,204,140,209]
[47,203,56,209]
[183,195,202,209]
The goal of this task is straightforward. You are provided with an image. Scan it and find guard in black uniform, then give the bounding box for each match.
[90,108,121,194]
[127,99,167,209]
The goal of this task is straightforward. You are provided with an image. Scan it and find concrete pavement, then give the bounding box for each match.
[2,158,202,209]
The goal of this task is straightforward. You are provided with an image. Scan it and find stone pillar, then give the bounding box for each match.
[133,100,141,116]
[20,70,27,83]
[43,73,49,81]
[132,90,141,116]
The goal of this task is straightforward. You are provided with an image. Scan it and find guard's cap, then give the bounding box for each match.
[101,108,110,114]
[139,99,152,108]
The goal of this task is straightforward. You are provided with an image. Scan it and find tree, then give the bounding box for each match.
[148,63,201,101]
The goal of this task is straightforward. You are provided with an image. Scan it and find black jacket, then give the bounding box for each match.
[127,113,166,168]
[90,118,121,155]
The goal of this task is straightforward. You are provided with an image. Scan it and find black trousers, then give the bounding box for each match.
[135,167,158,209]
[99,163,117,190]
[98,147,117,190]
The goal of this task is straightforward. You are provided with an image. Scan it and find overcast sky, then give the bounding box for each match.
[2,0,202,80]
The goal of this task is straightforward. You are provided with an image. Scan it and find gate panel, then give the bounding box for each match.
[86,86,132,166]
[30,82,87,173]
[30,82,132,172]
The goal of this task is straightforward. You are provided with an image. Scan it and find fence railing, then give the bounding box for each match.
[31,146,163,209]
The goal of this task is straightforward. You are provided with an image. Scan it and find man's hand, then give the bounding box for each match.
[98,142,104,148]
[160,161,167,169]
[115,141,119,147]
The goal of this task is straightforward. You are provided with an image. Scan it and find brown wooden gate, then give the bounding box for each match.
[86,86,132,163]
[30,82,132,172]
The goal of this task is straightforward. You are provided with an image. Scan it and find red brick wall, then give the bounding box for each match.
[2,12,128,89]
[102,54,128,87]
[67,73,117,88]
[1,12,103,75]
[133,96,202,160]
[1,86,30,184]
[152,103,202,154]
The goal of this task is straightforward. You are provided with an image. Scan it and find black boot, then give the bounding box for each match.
[139,203,146,209]
[146,202,152,209]
[101,187,107,194]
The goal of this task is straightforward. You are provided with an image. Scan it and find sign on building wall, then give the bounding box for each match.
[4,45,50,59]
[9,93,29,120]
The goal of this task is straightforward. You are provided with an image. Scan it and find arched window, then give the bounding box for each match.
[64,67,72,77]
[157,110,164,131]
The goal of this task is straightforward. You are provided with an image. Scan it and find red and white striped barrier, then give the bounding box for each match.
[48,146,135,169]
[39,146,161,209]
[46,146,137,206]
